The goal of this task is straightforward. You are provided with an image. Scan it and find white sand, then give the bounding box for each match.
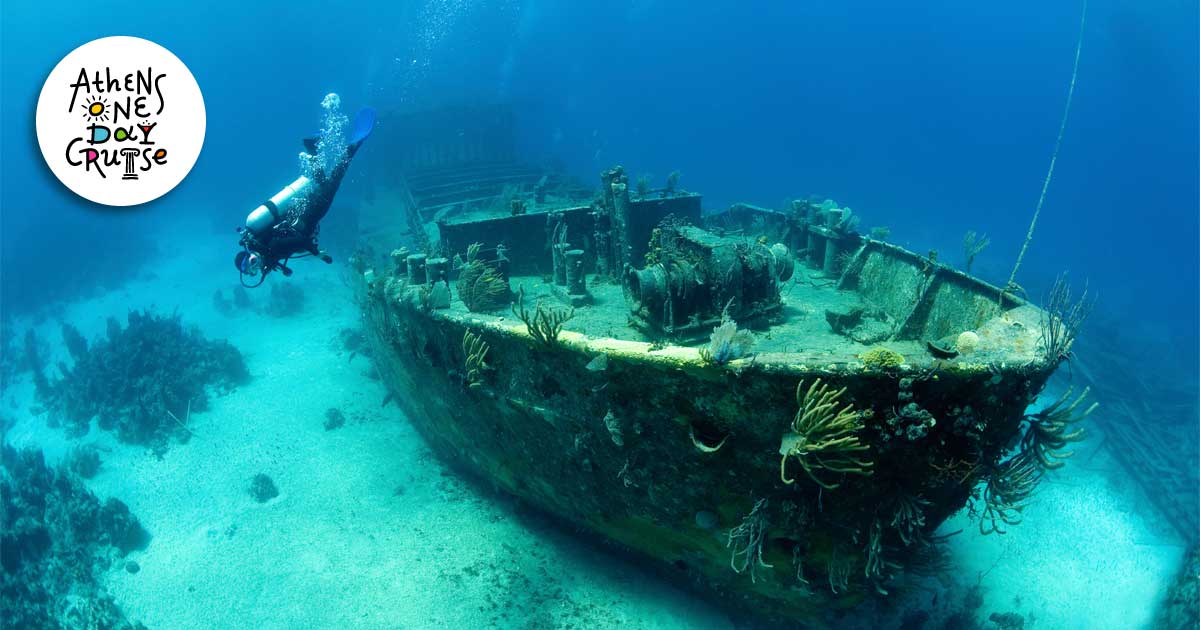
[937,391,1187,630]
[5,227,729,629]
[1,226,1185,629]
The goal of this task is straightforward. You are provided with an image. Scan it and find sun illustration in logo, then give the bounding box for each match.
[82,97,109,122]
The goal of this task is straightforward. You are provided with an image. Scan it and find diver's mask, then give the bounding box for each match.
[235,250,263,276]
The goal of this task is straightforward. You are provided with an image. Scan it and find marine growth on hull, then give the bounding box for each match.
[356,162,1093,624]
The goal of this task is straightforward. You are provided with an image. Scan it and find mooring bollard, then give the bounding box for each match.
[427,257,450,285]
[822,210,844,275]
[406,254,427,285]
[553,243,570,286]
[565,249,587,295]
[391,248,410,276]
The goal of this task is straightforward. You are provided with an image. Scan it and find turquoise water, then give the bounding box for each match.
[2,2,1196,629]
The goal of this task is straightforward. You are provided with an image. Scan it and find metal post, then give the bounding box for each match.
[407,254,427,285]
[565,249,586,295]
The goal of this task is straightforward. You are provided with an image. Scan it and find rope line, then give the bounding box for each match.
[1004,0,1089,299]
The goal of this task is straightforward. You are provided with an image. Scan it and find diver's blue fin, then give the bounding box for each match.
[350,108,377,147]
[300,107,373,157]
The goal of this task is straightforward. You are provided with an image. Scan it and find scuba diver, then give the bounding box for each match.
[234,104,376,287]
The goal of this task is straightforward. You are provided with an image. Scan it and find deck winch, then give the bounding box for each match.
[624,223,793,335]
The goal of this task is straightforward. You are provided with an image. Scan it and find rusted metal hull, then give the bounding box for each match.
[359,273,1056,626]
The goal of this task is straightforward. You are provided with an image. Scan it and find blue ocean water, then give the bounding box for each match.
[4,1,1197,362]
[1,1,1196,628]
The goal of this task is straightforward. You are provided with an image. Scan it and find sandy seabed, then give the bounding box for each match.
[2,227,1185,629]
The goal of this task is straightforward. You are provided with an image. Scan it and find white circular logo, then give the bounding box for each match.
[35,36,206,207]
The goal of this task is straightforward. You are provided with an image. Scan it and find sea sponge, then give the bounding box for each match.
[956,331,981,355]
[860,347,905,369]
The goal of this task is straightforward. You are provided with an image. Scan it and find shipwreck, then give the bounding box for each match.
[352,107,1092,625]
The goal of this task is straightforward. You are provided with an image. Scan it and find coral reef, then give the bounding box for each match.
[61,323,88,361]
[780,379,873,489]
[883,403,937,442]
[859,347,905,369]
[511,287,574,349]
[323,408,346,431]
[665,170,681,195]
[863,517,900,594]
[726,498,772,583]
[1040,273,1094,363]
[339,327,368,360]
[461,330,491,390]
[956,331,980,355]
[1154,544,1198,629]
[904,535,952,579]
[23,329,51,395]
[1021,386,1092,469]
[962,230,990,274]
[978,451,1040,535]
[35,311,249,448]
[66,443,103,479]
[456,244,510,313]
[889,492,931,547]
[974,386,1094,535]
[950,405,984,439]
[698,313,755,365]
[249,473,279,502]
[826,546,853,594]
[1,445,148,629]
[636,174,651,197]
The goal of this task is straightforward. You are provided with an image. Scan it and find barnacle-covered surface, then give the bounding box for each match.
[359,243,1057,624]
[350,164,1073,625]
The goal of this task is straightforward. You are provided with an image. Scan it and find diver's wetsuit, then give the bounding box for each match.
[236,105,374,285]
[248,143,361,275]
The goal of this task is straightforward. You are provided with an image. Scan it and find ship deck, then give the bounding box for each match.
[438,260,1046,373]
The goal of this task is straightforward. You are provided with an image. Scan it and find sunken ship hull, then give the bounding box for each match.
[355,127,1061,625]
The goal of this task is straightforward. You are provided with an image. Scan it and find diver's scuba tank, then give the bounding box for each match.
[235,104,376,288]
[244,176,313,235]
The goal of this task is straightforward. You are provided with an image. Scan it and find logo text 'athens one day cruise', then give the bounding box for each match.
[36,36,205,207]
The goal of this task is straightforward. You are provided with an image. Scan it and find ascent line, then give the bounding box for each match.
[1003,0,1089,300]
